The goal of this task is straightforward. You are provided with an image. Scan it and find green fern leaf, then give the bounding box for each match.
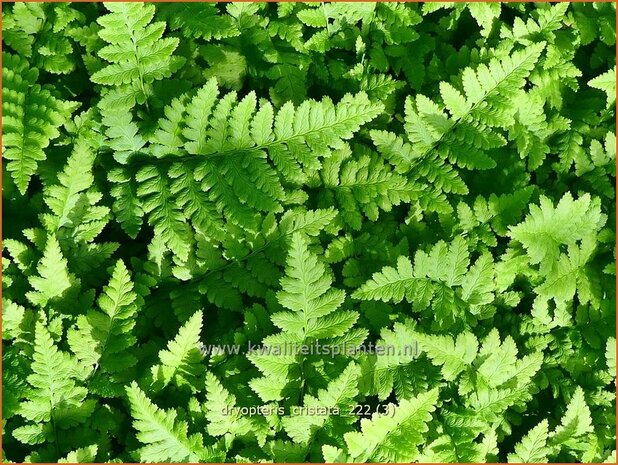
[2,52,72,194]
[126,382,221,462]
[136,164,193,261]
[321,147,418,230]
[550,386,594,446]
[362,320,423,400]
[273,233,349,340]
[113,81,382,259]
[354,237,495,329]
[606,337,616,378]
[26,236,73,307]
[249,233,363,402]
[58,445,98,463]
[588,66,616,107]
[282,362,360,444]
[203,372,253,439]
[68,260,138,396]
[509,192,606,272]
[371,42,545,202]
[157,3,239,40]
[43,137,96,230]
[415,331,478,381]
[16,323,94,442]
[343,389,438,462]
[508,420,550,463]
[92,3,185,105]
[151,310,204,391]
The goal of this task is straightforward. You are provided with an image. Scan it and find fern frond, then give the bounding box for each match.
[282,362,360,444]
[321,147,418,230]
[156,3,239,40]
[469,387,530,425]
[126,382,221,462]
[136,164,193,261]
[575,132,616,200]
[508,192,606,272]
[371,43,545,198]
[415,331,478,381]
[249,233,363,402]
[503,3,569,44]
[421,3,501,37]
[456,188,534,249]
[532,239,601,316]
[411,42,545,161]
[419,412,498,463]
[58,445,98,463]
[192,207,337,309]
[108,167,145,238]
[509,91,555,169]
[606,337,616,379]
[549,386,594,446]
[588,66,616,107]
[570,2,616,46]
[359,320,425,401]
[43,137,96,230]
[92,3,185,105]
[112,82,382,259]
[2,52,72,194]
[151,310,204,391]
[508,386,595,462]
[99,95,147,164]
[354,237,496,329]
[16,323,94,442]
[4,3,84,75]
[180,79,383,190]
[68,260,138,396]
[3,299,34,347]
[26,236,73,308]
[467,328,543,393]
[467,3,501,36]
[352,255,415,304]
[203,372,253,439]
[41,136,112,248]
[508,420,551,463]
[2,3,615,461]
[343,389,438,462]
[273,233,350,340]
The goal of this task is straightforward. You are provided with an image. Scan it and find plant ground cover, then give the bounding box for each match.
[1,1,616,463]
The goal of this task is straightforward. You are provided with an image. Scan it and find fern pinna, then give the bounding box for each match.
[2,2,616,463]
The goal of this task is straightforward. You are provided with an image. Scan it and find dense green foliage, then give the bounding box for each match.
[2,2,616,463]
